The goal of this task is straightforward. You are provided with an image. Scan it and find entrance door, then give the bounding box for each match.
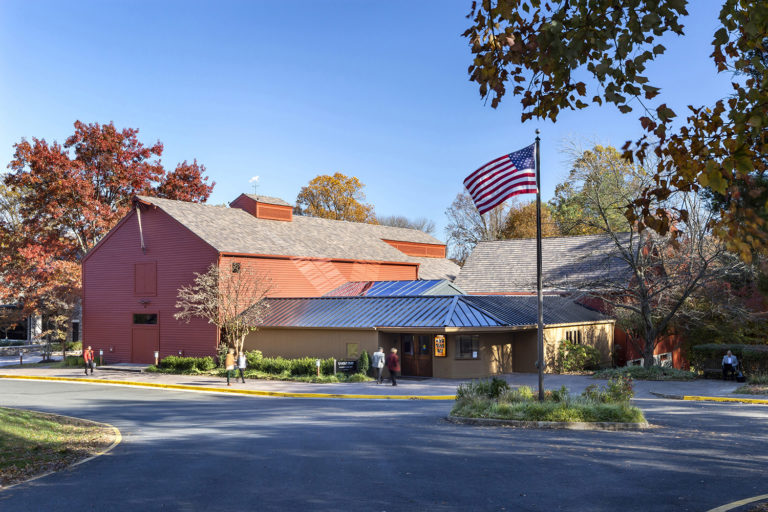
[400,334,433,377]
[131,327,159,364]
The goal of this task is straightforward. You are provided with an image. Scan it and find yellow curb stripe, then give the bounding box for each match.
[683,395,768,405]
[0,374,455,400]
[706,493,768,512]
[0,411,121,493]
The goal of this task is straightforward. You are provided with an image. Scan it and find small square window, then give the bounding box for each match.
[346,343,359,358]
[231,262,241,273]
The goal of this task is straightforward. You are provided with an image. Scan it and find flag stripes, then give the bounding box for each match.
[463,143,537,215]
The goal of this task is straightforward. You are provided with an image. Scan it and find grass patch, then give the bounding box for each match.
[0,407,116,488]
[593,366,697,381]
[734,373,768,395]
[451,378,645,424]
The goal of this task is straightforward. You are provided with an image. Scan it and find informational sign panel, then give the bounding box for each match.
[434,335,446,357]
[336,360,358,373]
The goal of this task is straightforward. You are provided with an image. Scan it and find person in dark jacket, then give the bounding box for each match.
[385,348,400,386]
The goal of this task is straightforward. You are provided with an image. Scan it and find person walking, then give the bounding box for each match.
[225,348,236,386]
[372,347,385,384]
[83,345,94,375]
[722,350,738,381]
[385,347,400,386]
[237,351,247,383]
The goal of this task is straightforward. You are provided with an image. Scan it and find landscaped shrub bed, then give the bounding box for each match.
[691,344,768,374]
[553,340,601,373]
[451,377,645,423]
[734,372,768,395]
[593,365,697,381]
[147,350,370,382]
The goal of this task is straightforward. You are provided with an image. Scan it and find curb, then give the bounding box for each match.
[0,374,456,401]
[683,395,768,405]
[0,411,121,492]
[649,391,768,405]
[445,415,651,431]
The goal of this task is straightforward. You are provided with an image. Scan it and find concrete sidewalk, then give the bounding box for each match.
[0,366,765,402]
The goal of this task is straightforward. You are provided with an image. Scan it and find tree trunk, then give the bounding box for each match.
[642,328,657,369]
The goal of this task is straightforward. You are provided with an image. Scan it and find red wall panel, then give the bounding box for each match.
[83,207,219,363]
[221,256,419,297]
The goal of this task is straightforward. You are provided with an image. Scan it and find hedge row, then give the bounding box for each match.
[158,355,216,373]
[691,344,768,373]
[246,351,338,376]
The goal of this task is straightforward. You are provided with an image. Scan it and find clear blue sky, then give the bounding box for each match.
[0,1,731,241]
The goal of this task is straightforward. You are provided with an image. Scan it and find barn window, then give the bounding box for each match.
[231,262,241,273]
[133,314,158,325]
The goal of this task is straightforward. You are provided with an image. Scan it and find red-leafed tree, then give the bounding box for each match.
[2,121,215,315]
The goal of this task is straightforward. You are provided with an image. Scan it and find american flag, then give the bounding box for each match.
[464,143,537,215]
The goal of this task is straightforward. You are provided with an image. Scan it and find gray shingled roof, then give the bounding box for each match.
[243,194,292,207]
[454,235,631,293]
[137,196,460,280]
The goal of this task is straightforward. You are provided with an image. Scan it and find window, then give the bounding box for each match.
[566,330,582,345]
[418,335,431,355]
[231,262,241,273]
[401,335,414,355]
[133,314,158,325]
[346,343,359,358]
[456,335,479,360]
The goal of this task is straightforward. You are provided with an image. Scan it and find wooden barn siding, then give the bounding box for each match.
[221,255,419,297]
[83,208,218,363]
[381,239,446,258]
[229,195,257,216]
[255,202,292,221]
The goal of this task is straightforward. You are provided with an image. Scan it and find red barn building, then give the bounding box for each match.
[82,194,459,363]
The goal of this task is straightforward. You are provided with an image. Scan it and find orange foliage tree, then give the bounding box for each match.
[2,121,215,314]
[295,173,376,223]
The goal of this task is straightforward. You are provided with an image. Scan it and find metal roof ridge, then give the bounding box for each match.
[441,296,460,326]
[459,296,513,326]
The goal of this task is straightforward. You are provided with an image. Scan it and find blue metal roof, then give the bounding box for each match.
[324,280,449,297]
[259,295,609,329]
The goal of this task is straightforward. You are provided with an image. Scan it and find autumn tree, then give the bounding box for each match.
[377,215,436,234]
[174,264,272,357]
[502,200,560,239]
[549,145,641,235]
[444,192,512,265]
[2,121,214,313]
[464,1,768,260]
[560,148,745,368]
[295,173,376,223]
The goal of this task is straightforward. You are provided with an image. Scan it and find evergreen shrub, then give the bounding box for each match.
[555,340,601,372]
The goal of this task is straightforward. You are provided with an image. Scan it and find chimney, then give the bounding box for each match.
[230,194,293,222]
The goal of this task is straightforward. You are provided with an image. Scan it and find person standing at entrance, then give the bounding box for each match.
[372,347,385,384]
[83,346,94,375]
[386,348,400,386]
[237,351,247,383]
[225,348,236,386]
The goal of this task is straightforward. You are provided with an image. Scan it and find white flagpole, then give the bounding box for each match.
[535,130,545,401]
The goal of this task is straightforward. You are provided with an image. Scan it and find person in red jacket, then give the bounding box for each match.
[83,346,94,375]
[385,347,400,386]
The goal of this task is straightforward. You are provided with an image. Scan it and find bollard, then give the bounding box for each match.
[315,358,320,377]
[99,349,104,366]
[154,351,159,366]
[333,358,336,375]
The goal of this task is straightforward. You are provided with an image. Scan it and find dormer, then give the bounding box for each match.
[230,194,293,222]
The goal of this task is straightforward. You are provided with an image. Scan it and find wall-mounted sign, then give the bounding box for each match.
[434,335,446,357]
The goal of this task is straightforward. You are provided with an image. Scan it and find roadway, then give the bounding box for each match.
[0,379,766,511]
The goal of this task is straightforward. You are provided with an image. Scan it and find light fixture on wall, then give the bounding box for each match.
[139,299,151,308]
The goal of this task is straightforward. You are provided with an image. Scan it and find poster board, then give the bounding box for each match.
[434,335,446,357]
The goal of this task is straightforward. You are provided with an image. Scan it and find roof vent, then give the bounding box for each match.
[230,194,293,222]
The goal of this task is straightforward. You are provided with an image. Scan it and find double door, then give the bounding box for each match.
[400,334,433,378]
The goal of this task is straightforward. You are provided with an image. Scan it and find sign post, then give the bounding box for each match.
[535,130,545,401]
